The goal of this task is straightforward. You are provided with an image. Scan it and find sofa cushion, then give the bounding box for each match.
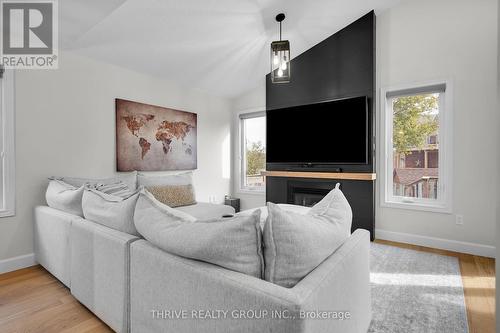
[134,190,264,278]
[82,189,140,236]
[146,184,196,207]
[263,184,352,288]
[176,202,235,220]
[137,171,192,187]
[45,180,84,216]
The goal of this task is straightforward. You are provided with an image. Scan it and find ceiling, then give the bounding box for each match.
[61,0,402,99]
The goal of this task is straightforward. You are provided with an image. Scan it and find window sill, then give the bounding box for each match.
[381,200,451,214]
[238,188,266,196]
[0,209,15,218]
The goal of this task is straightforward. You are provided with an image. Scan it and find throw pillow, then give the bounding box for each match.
[146,184,196,207]
[263,184,352,288]
[53,171,137,191]
[92,181,136,199]
[134,190,264,278]
[82,189,140,236]
[45,180,84,216]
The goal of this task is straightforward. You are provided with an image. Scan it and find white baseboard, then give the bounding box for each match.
[0,253,36,274]
[375,229,496,258]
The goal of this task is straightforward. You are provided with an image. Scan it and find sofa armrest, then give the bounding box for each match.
[34,206,77,287]
[131,240,304,333]
[71,218,140,333]
[293,229,372,333]
[130,229,371,333]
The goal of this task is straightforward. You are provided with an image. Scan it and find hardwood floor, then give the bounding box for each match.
[0,242,495,333]
[0,266,112,333]
[375,240,496,333]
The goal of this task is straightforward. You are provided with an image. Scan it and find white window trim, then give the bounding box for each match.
[380,80,453,214]
[238,110,266,194]
[0,69,15,218]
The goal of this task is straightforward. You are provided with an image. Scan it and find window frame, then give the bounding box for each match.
[238,111,266,193]
[380,80,453,214]
[0,69,15,218]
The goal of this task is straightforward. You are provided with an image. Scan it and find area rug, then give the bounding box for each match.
[369,243,469,333]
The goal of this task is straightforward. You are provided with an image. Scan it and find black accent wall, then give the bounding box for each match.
[266,11,375,173]
[265,11,376,240]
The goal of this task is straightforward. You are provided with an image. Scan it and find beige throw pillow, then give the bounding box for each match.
[146,184,196,207]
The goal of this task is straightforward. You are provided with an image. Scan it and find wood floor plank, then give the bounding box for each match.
[0,242,495,333]
[59,319,112,333]
[0,265,112,333]
[0,266,43,282]
[0,283,69,324]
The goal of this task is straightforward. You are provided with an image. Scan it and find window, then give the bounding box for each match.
[381,82,452,213]
[0,67,15,217]
[239,112,266,191]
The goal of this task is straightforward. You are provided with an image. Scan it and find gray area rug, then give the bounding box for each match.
[369,243,469,333]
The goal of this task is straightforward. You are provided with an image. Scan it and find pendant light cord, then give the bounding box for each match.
[279,21,282,41]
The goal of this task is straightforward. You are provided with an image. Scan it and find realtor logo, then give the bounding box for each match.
[1,0,58,69]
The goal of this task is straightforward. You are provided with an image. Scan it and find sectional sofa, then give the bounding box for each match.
[34,174,371,333]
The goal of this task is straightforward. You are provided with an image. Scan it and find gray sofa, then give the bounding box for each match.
[34,205,371,333]
[35,206,140,332]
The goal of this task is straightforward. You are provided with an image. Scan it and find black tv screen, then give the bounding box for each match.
[266,96,369,164]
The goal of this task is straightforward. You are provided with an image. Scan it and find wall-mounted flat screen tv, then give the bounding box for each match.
[266,96,369,165]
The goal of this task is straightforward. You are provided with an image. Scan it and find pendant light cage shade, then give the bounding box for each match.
[270,40,290,83]
[270,13,290,83]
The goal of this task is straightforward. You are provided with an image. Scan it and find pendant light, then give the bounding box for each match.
[270,13,290,83]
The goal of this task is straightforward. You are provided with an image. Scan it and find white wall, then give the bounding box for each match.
[0,52,232,261]
[496,1,500,327]
[231,0,498,255]
[231,83,266,210]
[376,0,498,254]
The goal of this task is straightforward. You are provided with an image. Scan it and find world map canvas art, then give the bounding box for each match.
[116,99,197,171]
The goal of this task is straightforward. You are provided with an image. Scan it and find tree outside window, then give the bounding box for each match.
[241,115,266,190]
[392,93,440,199]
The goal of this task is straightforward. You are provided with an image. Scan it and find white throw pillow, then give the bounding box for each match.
[45,180,84,216]
[134,190,264,278]
[54,171,137,191]
[263,184,352,288]
[91,180,136,199]
[137,171,192,187]
[82,189,140,236]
